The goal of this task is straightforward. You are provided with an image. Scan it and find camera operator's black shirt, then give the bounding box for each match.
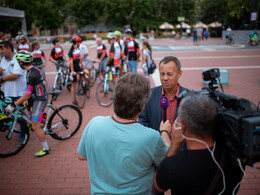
[156,143,244,195]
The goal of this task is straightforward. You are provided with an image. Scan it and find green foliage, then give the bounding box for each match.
[2,0,254,34]
[228,0,251,19]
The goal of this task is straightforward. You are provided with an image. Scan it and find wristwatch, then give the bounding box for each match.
[0,76,5,83]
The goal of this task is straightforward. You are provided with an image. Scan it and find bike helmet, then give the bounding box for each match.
[19,35,26,39]
[71,36,82,44]
[114,30,122,36]
[107,33,115,39]
[16,50,33,63]
[124,28,132,34]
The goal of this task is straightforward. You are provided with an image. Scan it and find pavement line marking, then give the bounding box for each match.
[153,55,260,60]
[151,66,260,87]
[46,69,144,75]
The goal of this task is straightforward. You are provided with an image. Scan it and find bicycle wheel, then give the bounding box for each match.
[96,80,115,107]
[74,81,87,109]
[89,66,97,87]
[0,118,29,158]
[47,105,82,140]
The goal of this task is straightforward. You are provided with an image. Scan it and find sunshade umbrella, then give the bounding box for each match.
[208,21,222,28]
[176,22,191,29]
[194,21,208,28]
[159,22,174,30]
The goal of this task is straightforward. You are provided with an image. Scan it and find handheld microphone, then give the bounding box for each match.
[160,96,169,122]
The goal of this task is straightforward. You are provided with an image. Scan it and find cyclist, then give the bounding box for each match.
[31,41,48,87]
[96,38,108,78]
[105,33,121,84]
[78,36,89,69]
[17,35,30,52]
[49,37,69,73]
[6,50,50,157]
[68,36,90,105]
[114,30,125,76]
[124,28,140,73]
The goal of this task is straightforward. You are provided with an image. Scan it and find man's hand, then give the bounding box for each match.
[160,120,171,133]
[0,67,5,75]
[5,104,15,113]
[23,100,28,107]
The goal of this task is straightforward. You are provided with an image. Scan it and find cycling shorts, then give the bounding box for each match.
[31,100,47,122]
[71,68,86,83]
[110,66,119,78]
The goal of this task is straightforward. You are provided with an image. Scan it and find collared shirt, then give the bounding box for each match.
[161,85,180,125]
[0,55,26,97]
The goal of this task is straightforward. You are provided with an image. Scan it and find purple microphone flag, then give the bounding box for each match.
[160,96,169,108]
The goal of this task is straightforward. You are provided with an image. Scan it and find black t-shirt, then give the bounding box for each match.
[156,143,244,195]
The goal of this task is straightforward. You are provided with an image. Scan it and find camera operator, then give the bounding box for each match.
[154,92,245,194]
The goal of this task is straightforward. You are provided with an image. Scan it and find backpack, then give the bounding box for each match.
[146,50,156,74]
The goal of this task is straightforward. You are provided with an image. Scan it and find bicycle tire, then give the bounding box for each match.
[47,105,82,140]
[74,81,87,109]
[89,66,97,87]
[96,80,115,107]
[0,118,29,158]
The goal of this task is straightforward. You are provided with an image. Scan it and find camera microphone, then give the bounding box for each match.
[160,96,169,122]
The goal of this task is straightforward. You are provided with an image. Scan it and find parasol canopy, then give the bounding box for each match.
[194,21,208,28]
[208,21,222,28]
[159,22,174,30]
[176,22,191,29]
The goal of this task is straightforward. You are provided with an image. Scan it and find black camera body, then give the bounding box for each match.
[179,68,260,166]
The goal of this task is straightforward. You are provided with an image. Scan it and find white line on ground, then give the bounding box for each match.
[153,55,260,60]
[150,66,260,87]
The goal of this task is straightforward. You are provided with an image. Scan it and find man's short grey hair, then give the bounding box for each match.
[178,92,217,138]
[96,37,102,41]
[159,56,181,71]
[113,72,151,119]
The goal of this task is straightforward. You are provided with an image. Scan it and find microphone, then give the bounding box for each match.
[160,96,169,122]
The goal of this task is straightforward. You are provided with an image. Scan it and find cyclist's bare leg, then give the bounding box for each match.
[84,69,90,85]
[31,121,47,143]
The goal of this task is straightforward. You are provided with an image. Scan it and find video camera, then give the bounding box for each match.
[180,68,260,166]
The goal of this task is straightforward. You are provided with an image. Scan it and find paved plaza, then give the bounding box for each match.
[0,37,260,194]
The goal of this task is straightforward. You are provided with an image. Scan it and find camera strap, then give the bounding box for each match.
[205,151,227,195]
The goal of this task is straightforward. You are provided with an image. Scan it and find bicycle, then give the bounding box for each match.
[88,60,98,87]
[74,71,90,109]
[0,90,82,158]
[52,60,71,100]
[96,67,115,107]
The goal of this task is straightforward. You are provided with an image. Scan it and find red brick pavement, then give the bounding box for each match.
[0,38,259,194]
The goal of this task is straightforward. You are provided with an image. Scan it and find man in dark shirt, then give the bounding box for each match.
[154,93,244,194]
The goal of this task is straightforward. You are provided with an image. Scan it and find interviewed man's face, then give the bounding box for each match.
[159,61,182,92]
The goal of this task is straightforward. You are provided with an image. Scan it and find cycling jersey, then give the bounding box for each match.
[117,39,125,59]
[108,41,121,67]
[97,44,108,59]
[26,66,47,101]
[126,38,139,61]
[68,47,81,72]
[32,49,45,65]
[50,46,64,61]
[17,43,30,51]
